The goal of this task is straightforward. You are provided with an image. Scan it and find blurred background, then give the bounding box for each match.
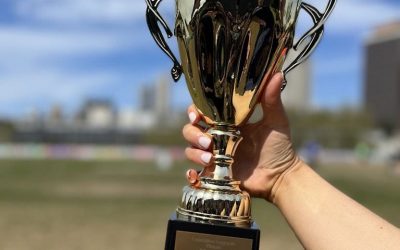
[0,0,399,249]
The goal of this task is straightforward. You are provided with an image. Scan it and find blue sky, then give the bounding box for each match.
[0,0,399,118]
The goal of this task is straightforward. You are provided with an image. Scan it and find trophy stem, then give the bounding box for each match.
[177,124,252,227]
[206,124,242,181]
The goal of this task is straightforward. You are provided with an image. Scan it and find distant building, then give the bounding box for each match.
[281,53,312,111]
[365,21,400,132]
[76,99,116,129]
[155,76,172,118]
[13,99,141,144]
[138,75,178,127]
[47,104,64,127]
[10,76,180,144]
[21,108,43,128]
[117,109,157,131]
[140,85,156,112]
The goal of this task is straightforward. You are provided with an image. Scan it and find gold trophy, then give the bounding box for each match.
[145,0,336,249]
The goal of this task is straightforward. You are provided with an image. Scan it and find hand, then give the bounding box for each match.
[183,73,301,202]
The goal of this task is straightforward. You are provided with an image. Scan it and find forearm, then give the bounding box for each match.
[272,162,400,250]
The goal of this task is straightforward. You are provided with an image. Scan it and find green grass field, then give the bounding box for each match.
[0,160,399,250]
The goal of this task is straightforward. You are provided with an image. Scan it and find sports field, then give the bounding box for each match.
[0,160,399,249]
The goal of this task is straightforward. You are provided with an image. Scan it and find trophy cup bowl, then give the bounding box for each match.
[146,0,335,248]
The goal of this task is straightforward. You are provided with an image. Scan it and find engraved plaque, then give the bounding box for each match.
[175,231,253,250]
[165,198,260,249]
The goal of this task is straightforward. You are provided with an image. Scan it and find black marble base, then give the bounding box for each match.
[165,214,260,250]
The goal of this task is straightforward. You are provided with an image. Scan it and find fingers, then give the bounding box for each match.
[261,72,284,109]
[184,104,212,151]
[184,146,214,185]
[186,169,199,185]
[183,106,214,171]
[260,72,289,127]
[187,104,201,124]
[185,147,213,166]
[182,124,212,150]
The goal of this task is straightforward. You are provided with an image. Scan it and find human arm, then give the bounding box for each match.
[183,72,400,249]
[274,161,400,250]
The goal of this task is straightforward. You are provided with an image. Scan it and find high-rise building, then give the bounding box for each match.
[140,76,172,116]
[365,21,400,131]
[155,75,172,118]
[140,85,156,112]
[281,53,312,111]
[48,104,63,126]
[242,53,311,124]
[138,76,178,127]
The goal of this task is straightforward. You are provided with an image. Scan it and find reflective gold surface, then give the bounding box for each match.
[177,179,251,227]
[175,0,300,126]
[146,0,336,226]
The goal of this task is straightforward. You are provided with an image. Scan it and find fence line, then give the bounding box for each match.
[0,143,186,161]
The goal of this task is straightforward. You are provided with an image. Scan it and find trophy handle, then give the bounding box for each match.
[282,0,336,90]
[145,0,182,81]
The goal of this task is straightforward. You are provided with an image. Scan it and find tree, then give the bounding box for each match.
[287,109,373,149]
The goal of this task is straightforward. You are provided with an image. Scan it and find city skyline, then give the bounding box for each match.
[14,76,177,128]
[0,0,399,119]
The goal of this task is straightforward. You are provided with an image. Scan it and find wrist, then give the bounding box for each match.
[268,156,306,204]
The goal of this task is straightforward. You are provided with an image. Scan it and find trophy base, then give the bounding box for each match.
[177,180,252,227]
[165,214,260,250]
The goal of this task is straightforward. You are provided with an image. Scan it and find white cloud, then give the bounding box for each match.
[0,69,115,103]
[15,0,145,23]
[1,0,398,116]
[0,24,166,117]
[1,0,168,66]
[0,26,138,66]
[305,0,400,34]
[15,0,399,34]
[0,24,147,117]
[14,0,175,24]
[0,67,122,117]
[0,0,178,118]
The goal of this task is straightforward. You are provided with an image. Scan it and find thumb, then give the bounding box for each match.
[260,72,289,127]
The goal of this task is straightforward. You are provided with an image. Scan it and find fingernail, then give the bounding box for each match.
[189,112,197,123]
[199,136,211,149]
[201,153,212,164]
